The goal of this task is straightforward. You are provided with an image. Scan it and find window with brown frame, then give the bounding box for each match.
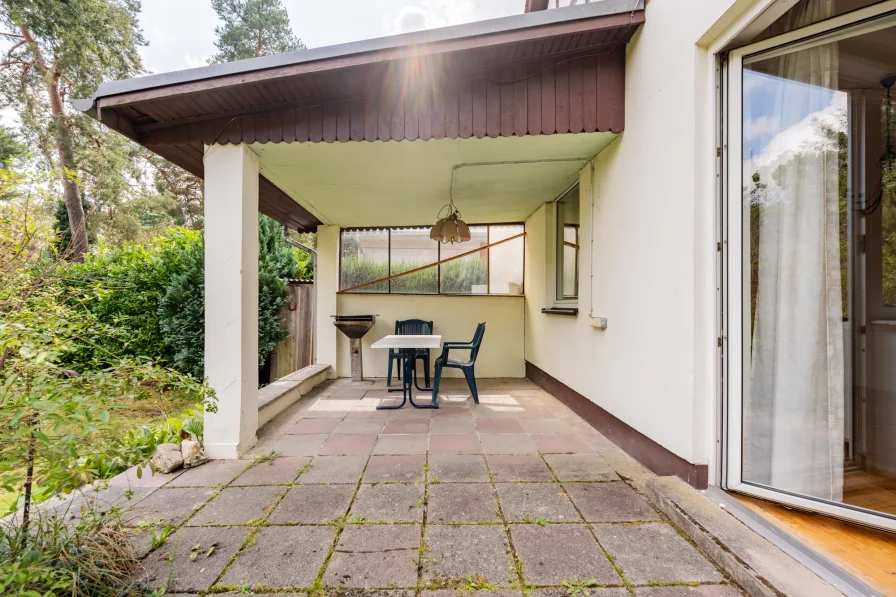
[339,224,524,295]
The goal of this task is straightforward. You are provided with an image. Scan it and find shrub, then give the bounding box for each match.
[65,215,296,378]
[0,509,149,596]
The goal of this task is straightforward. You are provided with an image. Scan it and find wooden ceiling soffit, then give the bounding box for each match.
[136,45,627,146]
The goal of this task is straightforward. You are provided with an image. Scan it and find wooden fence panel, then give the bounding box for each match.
[270,282,313,381]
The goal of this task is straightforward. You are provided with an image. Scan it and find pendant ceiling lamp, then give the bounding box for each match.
[430,195,471,244]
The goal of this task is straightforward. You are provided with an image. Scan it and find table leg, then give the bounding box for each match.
[405,349,437,409]
[376,354,409,410]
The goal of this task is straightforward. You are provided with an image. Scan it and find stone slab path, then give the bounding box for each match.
[116,377,746,596]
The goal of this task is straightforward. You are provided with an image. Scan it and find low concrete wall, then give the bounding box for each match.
[258,364,331,427]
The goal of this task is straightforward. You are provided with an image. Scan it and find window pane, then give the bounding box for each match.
[739,22,896,518]
[488,224,524,295]
[390,227,438,294]
[556,185,579,300]
[440,225,488,294]
[340,229,389,293]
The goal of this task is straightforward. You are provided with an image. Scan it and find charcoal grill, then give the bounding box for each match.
[332,315,377,382]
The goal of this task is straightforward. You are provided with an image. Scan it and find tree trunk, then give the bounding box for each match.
[21,26,88,261]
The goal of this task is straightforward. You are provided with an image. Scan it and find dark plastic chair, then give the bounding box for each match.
[431,322,488,405]
[387,319,433,388]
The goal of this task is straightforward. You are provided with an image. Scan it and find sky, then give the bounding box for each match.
[139,0,525,75]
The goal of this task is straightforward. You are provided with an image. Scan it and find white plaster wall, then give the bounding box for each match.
[316,225,340,378]
[524,0,746,468]
[336,294,525,379]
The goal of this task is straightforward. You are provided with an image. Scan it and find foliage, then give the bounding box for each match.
[0,194,214,543]
[0,125,25,163]
[63,216,295,378]
[0,509,151,596]
[210,0,306,64]
[340,255,487,294]
[53,194,95,255]
[0,0,148,259]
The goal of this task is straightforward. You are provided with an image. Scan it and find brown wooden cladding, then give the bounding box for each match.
[139,47,625,147]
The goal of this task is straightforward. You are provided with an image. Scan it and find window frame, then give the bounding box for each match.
[553,182,581,307]
[338,223,526,297]
[720,0,896,532]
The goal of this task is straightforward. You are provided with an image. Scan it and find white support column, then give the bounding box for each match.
[315,225,339,377]
[203,144,260,459]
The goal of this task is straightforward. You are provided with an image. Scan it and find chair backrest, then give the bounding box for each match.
[395,319,433,336]
[469,322,488,362]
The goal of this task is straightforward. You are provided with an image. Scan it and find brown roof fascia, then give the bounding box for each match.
[97,11,643,113]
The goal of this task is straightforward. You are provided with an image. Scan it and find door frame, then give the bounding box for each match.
[720,0,896,531]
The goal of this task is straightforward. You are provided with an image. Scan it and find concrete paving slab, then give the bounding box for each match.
[430,418,477,433]
[428,588,524,597]
[510,524,619,586]
[220,525,335,589]
[301,455,368,484]
[337,523,422,551]
[542,454,618,481]
[188,486,284,526]
[429,433,481,454]
[350,483,424,523]
[518,419,571,434]
[325,525,422,588]
[287,418,342,434]
[383,418,432,434]
[123,486,217,526]
[431,407,474,419]
[319,434,378,455]
[140,526,250,593]
[373,434,429,454]
[268,484,356,524]
[593,522,723,585]
[423,525,514,585]
[532,434,593,454]
[531,590,628,597]
[232,457,311,485]
[634,586,744,597]
[565,482,661,523]
[495,483,581,522]
[428,454,490,482]
[271,434,330,457]
[480,434,538,455]
[427,483,501,523]
[165,460,251,487]
[475,418,525,434]
[334,419,387,435]
[485,455,555,482]
[364,454,426,482]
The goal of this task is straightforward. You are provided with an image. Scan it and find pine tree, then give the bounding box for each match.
[0,0,145,260]
[209,0,305,64]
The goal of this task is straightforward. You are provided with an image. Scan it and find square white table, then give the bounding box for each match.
[371,334,441,409]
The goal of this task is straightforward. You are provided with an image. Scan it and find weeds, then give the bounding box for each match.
[561,577,599,597]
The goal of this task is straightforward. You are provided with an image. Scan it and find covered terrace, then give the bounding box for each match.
[77,0,641,459]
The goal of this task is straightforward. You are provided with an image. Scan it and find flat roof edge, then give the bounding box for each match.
[88,0,644,102]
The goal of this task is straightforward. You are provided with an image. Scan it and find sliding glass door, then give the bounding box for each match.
[724,1,896,530]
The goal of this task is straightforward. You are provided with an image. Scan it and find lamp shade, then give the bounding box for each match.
[431,214,471,244]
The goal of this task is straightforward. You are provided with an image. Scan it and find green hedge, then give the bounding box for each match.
[63,215,297,378]
[341,255,487,293]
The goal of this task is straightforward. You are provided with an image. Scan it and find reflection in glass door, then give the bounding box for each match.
[727,6,896,528]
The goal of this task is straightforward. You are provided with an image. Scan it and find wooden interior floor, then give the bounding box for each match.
[844,470,896,516]
[734,494,896,596]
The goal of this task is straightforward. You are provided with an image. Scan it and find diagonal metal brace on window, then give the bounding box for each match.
[338,232,526,294]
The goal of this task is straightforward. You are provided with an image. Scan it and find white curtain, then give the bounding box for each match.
[744,0,845,502]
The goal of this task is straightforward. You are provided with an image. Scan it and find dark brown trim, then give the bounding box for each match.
[525,361,709,489]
